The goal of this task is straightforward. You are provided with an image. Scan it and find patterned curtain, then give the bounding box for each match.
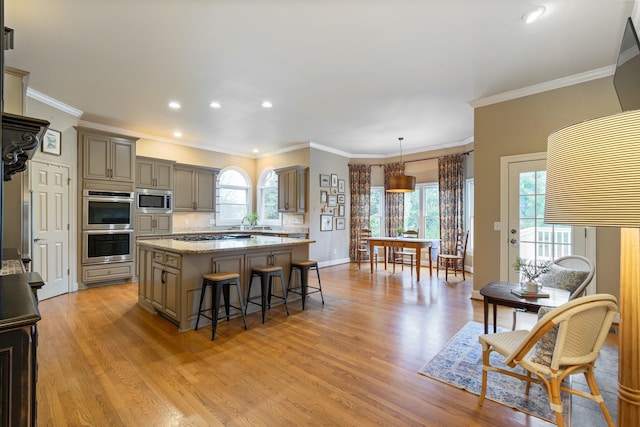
[438,154,464,254]
[349,164,371,261]
[384,163,405,238]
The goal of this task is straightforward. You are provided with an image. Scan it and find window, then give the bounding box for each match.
[370,187,385,237]
[258,169,280,226]
[217,168,251,225]
[422,184,440,239]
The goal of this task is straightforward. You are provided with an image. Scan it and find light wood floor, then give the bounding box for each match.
[35,263,610,426]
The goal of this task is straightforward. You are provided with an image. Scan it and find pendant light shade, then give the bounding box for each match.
[386,137,416,192]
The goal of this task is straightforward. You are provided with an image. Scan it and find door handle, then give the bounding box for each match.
[33,237,45,242]
[510,239,517,244]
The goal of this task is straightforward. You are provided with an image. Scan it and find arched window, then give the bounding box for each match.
[258,169,280,226]
[217,168,251,225]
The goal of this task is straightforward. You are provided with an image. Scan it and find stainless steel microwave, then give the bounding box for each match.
[136,189,172,213]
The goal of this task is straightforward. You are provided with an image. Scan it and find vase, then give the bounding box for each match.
[521,280,541,293]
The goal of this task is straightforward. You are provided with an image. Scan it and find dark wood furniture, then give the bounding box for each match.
[0,273,42,426]
[365,237,434,281]
[479,281,570,334]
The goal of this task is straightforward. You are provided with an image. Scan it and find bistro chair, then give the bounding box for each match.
[512,255,595,330]
[357,228,377,269]
[478,294,617,427]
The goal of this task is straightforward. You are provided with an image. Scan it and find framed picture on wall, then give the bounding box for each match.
[337,194,345,204]
[320,214,333,231]
[328,195,337,207]
[338,179,345,193]
[42,129,62,156]
[320,191,328,204]
[331,174,338,187]
[338,204,345,216]
[336,217,345,230]
[320,174,330,187]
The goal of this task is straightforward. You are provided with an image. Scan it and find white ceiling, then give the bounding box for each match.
[4,0,636,158]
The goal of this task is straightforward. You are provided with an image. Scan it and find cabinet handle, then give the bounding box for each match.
[161,270,166,284]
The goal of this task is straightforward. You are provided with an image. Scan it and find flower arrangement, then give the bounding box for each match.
[243,213,259,227]
[513,256,552,282]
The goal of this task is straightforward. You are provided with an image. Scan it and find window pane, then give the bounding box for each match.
[404,191,419,231]
[424,185,439,239]
[218,169,250,222]
[219,170,245,186]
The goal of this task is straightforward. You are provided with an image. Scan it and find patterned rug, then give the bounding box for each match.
[418,321,570,423]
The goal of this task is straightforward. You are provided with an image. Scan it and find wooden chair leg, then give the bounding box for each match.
[478,345,490,406]
[549,376,565,427]
[584,367,615,427]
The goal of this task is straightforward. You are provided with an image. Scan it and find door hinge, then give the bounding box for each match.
[67,268,70,275]
[67,224,70,230]
[67,178,71,185]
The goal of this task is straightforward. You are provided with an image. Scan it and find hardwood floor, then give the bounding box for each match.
[35,263,601,426]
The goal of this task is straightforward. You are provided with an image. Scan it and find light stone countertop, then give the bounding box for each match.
[136,235,315,254]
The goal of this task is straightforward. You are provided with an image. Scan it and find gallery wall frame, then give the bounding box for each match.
[320,214,333,231]
[42,128,61,155]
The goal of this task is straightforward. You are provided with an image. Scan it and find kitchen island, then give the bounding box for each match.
[136,235,314,331]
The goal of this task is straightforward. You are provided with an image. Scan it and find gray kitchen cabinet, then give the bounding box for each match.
[80,130,136,182]
[173,164,220,212]
[151,251,181,321]
[275,165,307,213]
[136,156,174,190]
[136,213,172,235]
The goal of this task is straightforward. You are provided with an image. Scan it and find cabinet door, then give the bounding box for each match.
[277,170,293,212]
[271,249,293,295]
[83,134,110,180]
[154,162,174,189]
[195,168,216,212]
[154,214,172,234]
[151,264,164,309]
[295,168,307,213]
[210,253,245,309]
[136,214,155,235]
[110,139,135,182]
[164,268,180,320]
[173,167,196,211]
[245,251,271,301]
[136,159,155,188]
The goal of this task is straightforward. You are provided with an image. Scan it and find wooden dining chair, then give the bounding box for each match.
[357,228,377,269]
[436,230,469,281]
[393,230,419,275]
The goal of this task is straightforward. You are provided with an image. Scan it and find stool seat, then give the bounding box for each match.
[203,272,240,281]
[246,266,289,323]
[288,260,324,310]
[195,272,248,340]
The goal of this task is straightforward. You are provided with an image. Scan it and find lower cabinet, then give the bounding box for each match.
[151,251,181,322]
[82,262,135,284]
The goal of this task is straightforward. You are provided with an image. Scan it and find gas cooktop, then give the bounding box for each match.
[173,234,252,242]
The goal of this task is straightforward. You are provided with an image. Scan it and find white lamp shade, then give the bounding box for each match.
[545,109,640,227]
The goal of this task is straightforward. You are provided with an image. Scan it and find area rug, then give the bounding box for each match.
[418,321,570,423]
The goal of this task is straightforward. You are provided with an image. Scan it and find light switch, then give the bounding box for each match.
[493,221,501,231]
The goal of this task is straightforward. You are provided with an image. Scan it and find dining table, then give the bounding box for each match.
[364,237,436,281]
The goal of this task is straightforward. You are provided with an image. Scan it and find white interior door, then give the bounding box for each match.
[30,161,70,300]
[500,154,595,289]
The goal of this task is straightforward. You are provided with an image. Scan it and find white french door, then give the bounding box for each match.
[500,153,596,292]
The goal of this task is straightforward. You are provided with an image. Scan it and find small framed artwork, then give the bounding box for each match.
[336,217,345,230]
[338,204,345,217]
[337,194,345,204]
[330,187,338,195]
[42,129,62,156]
[320,214,333,231]
[331,174,338,187]
[320,174,330,187]
[338,179,345,193]
[320,191,328,204]
[328,195,338,207]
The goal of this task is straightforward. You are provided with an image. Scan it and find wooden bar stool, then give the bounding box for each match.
[287,260,324,310]
[195,272,248,340]
[246,266,289,323]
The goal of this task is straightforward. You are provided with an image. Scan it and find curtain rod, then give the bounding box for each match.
[351,149,474,167]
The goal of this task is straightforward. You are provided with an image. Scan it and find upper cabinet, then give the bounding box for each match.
[275,165,307,213]
[173,164,220,212]
[80,130,136,183]
[136,156,174,190]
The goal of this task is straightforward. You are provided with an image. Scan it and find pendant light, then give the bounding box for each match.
[386,137,416,192]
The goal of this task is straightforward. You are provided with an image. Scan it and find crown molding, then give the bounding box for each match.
[469,65,615,108]
[26,88,83,117]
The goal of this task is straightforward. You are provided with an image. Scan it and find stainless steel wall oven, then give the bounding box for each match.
[82,229,134,264]
[82,190,134,230]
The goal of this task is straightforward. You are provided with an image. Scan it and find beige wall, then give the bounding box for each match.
[474,77,622,299]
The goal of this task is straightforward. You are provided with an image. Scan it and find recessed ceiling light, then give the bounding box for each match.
[173,131,182,138]
[209,101,221,109]
[522,6,545,24]
[252,148,259,153]
[262,101,273,108]
[168,101,181,109]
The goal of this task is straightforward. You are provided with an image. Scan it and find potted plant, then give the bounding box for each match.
[513,256,552,291]
[395,226,405,237]
[242,213,259,229]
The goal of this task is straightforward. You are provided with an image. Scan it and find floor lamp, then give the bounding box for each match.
[545,109,640,427]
